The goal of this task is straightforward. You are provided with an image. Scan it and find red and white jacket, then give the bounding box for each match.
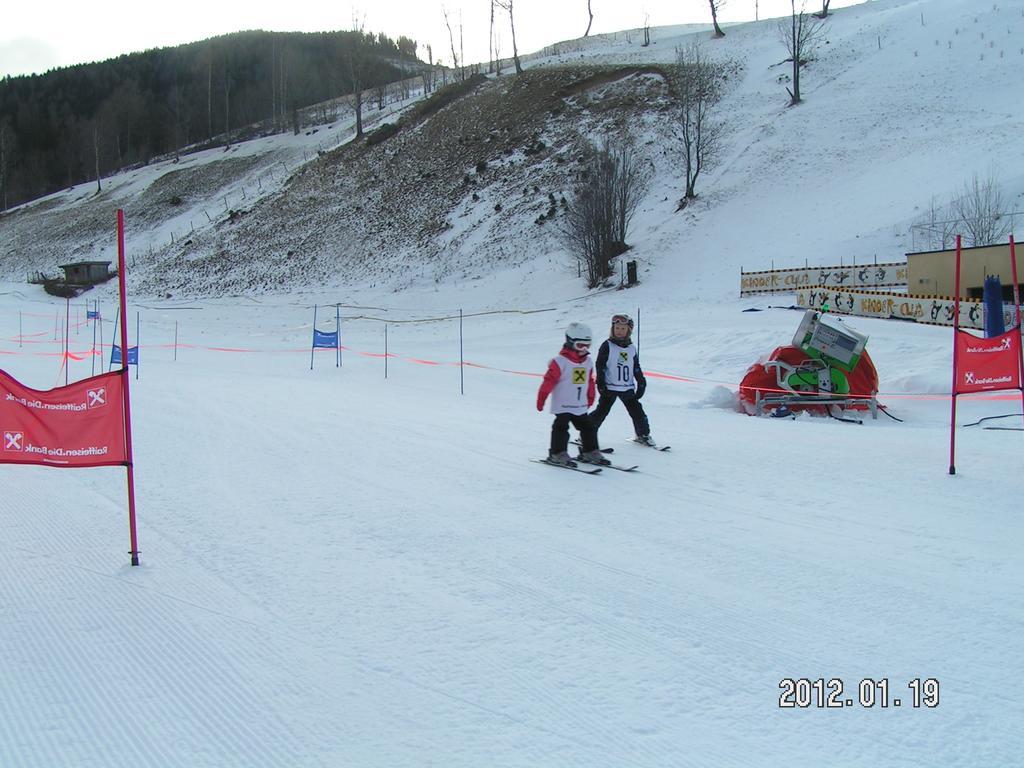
[536,346,596,415]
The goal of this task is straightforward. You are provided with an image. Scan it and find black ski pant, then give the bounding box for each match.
[591,390,650,436]
[550,412,598,455]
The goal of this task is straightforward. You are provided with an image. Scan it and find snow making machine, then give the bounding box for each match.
[739,309,880,419]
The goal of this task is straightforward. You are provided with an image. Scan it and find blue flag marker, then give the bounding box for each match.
[111,345,139,365]
[313,329,339,348]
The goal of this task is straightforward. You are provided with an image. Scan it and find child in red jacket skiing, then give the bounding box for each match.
[536,322,610,466]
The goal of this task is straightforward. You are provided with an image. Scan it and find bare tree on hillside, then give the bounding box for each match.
[814,0,832,18]
[611,140,649,248]
[914,196,958,251]
[344,16,370,138]
[495,0,523,74]
[489,0,496,72]
[0,117,14,211]
[562,137,650,287]
[204,43,213,139]
[951,172,1010,247]
[460,13,466,80]
[97,82,143,167]
[442,7,463,81]
[271,36,279,132]
[223,53,233,147]
[708,0,726,38]
[422,43,435,94]
[777,0,826,105]
[675,39,726,202]
[85,120,102,194]
[585,0,595,37]
[278,41,290,133]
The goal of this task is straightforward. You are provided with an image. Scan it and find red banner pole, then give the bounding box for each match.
[949,235,962,475]
[1010,235,1024,427]
[64,297,71,385]
[117,210,140,566]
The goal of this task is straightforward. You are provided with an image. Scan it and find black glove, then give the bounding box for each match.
[635,385,645,400]
[597,384,607,396]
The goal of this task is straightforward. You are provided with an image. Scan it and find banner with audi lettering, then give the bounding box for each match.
[954,329,1022,393]
[0,368,127,468]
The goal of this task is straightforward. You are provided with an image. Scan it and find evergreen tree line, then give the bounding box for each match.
[0,30,420,210]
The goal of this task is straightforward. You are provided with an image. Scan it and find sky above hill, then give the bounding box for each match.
[1,0,863,78]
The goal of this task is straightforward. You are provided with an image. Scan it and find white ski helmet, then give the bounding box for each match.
[611,313,634,330]
[565,321,593,349]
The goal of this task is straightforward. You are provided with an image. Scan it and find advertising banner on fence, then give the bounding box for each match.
[793,288,1018,330]
[0,368,127,468]
[953,328,1022,393]
[740,262,908,296]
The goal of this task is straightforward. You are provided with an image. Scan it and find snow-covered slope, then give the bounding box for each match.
[1,1,1023,766]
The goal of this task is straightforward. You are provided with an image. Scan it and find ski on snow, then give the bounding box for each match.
[573,439,670,453]
[630,438,671,451]
[531,458,603,474]
[583,459,638,472]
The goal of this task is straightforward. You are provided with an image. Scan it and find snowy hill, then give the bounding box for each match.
[3,0,1024,305]
[1,1,1023,766]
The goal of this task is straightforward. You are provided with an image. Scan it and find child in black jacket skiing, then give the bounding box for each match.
[590,313,655,445]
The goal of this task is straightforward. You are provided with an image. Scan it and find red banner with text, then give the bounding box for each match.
[0,369,127,467]
[953,329,1022,394]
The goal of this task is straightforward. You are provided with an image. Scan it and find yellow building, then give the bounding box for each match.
[907,242,1023,299]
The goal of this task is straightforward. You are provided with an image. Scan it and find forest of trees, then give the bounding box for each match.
[0,30,421,210]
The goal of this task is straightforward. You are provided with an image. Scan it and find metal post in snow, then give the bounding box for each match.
[948,235,962,476]
[91,305,98,376]
[459,308,464,395]
[135,311,140,381]
[1009,235,1024,428]
[336,305,341,368]
[385,324,389,379]
[636,307,641,356]
[99,304,105,373]
[64,297,70,385]
[310,305,318,371]
[116,209,141,567]
[19,311,22,348]
[174,321,178,361]
[109,307,120,371]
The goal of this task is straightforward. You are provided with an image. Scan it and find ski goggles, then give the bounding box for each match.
[611,315,631,325]
[572,340,591,351]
